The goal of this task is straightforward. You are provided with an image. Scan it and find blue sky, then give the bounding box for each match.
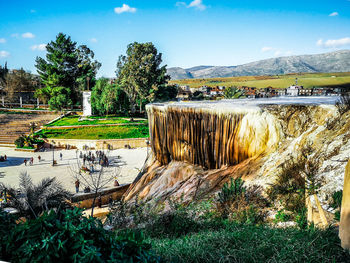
[0,0,350,77]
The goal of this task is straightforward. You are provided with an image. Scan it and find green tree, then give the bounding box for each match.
[223,86,244,99]
[91,78,129,116]
[116,42,169,114]
[0,62,8,91]
[4,68,36,101]
[35,33,101,110]
[151,84,178,102]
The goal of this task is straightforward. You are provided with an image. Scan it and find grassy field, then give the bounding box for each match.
[170,72,350,89]
[37,125,149,139]
[45,115,147,127]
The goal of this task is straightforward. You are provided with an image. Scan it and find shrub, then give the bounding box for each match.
[217,178,267,223]
[329,190,343,221]
[267,159,306,213]
[0,208,160,262]
[274,209,291,223]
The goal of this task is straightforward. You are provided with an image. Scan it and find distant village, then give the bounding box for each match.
[175,78,348,101]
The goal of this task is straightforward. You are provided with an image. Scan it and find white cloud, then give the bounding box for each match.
[261,46,273,52]
[176,0,206,11]
[22,32,35,38]
[317,37,350,48]
[274,50,282,56]
[0,51,10,58]
[329,12,339,17]
[90,38,98,43]
[31,44,46,51]
[0,38,6,43]
[285,50,293,56]
[176,1,186,7]
[114,4,136,14]
[188,0,206,10]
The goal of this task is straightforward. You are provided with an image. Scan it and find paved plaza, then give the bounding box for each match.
[0,147,148,193]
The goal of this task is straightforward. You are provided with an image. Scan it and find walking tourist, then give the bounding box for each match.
[38,155,41,162]
[60,152,63,160]
[24,159,27,166]
[30,157,34,165]
[75,179,80,193]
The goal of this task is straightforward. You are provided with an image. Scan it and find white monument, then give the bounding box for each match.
[83,91,92,116]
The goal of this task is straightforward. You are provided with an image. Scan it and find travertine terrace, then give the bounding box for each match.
[124,97,350,205]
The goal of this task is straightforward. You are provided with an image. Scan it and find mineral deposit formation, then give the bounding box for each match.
[124,97,349,210]
[148,101,281,169]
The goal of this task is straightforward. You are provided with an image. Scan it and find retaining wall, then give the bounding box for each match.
[45,137,149,150]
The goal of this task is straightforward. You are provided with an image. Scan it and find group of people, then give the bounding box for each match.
[79,150,110,167]
[23,157,35,166]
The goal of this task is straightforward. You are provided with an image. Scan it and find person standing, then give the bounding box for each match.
[30,157,34,165]
[24,159,27,166]
[98,195,102,208]
[38,155,41,162]
[75,179,80,193]
[60,152,63,161]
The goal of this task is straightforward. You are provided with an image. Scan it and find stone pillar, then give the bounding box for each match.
[37,98,39,107]
[20,97,22,108]
[340,160,350,250]
[1,96,4,107]
[83,91,92,116]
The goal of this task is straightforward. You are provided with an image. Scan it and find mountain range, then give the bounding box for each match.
[167,50,350,80]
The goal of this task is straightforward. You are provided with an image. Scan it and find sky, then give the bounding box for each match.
[0,0,350,77]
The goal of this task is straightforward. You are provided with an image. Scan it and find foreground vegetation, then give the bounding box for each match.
[37,124,149,139]
[0,173,348,262]
[149,224,346,263]
[170,72,350,89]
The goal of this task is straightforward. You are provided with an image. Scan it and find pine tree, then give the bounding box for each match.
[35,33,101,110]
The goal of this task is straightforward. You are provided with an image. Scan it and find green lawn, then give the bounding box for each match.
[170,72,350,89]
[45,115,147,127]
[37,124,149,139]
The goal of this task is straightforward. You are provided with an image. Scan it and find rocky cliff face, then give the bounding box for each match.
[124,98,350,208]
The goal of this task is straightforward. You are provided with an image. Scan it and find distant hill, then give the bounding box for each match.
[167,50,350,80]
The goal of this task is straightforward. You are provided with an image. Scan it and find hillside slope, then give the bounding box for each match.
[168,50,350,80]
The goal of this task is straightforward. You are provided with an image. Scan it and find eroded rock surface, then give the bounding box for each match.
[124,98,350,208]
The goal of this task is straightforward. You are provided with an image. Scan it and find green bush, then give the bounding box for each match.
[274,209,290,223]
[0,208,161,262]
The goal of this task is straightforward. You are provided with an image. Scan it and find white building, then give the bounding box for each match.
[286,85,302,96]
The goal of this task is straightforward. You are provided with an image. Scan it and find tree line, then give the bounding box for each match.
[1,32,177,113]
